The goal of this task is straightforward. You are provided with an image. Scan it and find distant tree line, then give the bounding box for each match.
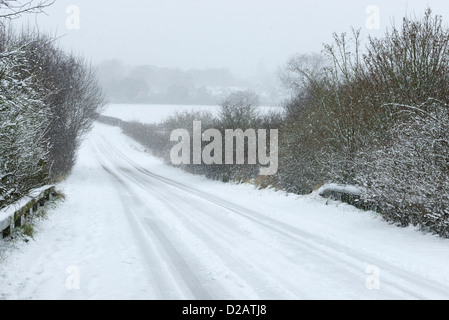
[97,61,282,105]
[0,2,105,208]
[117,9,449,238]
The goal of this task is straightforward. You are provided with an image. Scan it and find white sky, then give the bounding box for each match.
[16,0,449,76]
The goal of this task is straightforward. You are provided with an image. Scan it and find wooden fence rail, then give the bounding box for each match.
[0,186,56,239]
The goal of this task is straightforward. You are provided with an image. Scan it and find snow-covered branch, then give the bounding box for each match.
[0,0,54,21]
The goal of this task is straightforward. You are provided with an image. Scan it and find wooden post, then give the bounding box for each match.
[14,216,22,228]
[3,224,11,238]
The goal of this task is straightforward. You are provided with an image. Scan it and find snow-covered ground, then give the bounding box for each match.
[102,104,282,125]
[1,122,449,300]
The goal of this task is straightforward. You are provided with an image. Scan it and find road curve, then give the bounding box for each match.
[91,125,449,300]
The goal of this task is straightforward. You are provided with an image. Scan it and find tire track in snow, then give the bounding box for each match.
[101,135,449,300]
[99,156,213,300]
[117,166,311,299]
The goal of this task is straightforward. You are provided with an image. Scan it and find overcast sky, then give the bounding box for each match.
[17,0,449,76]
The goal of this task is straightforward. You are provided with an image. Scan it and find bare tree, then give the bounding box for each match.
[279,53,329,91]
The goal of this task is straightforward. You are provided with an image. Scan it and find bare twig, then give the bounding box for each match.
[0,0,54,21]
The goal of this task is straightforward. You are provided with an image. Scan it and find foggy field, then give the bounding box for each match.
[103,104,220,124]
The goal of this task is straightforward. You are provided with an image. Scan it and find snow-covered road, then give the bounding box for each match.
[2,123,449,300]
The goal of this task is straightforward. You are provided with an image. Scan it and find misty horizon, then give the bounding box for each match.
[13,0,449,77]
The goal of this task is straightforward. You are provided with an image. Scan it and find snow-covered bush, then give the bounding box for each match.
[364,100,449,235]
[277,9,449,237]
[0,25,105,208]
[0,29,51,206]
[120,90,282,183]
[14,31,105,179]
